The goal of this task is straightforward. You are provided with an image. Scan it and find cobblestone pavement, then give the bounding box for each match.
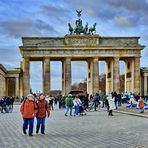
[0,105,148,148]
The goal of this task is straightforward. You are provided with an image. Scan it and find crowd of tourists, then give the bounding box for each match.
[63,91,147,116]
[18,90,147,136]
[0,96,15,113]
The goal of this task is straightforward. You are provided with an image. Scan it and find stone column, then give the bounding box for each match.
[20,61,23,97]
[91,57,99,95]
[65,57,71,95]
[106,59,113,94]
[124,58,134,93]
[87,60,92,95]
[15,76,19,97]
[23,58,30,97]
[42,58,50,96]
[62,59,65,96]
[144,76,148,96]
[134,57,140,94]
[113,57,120,93]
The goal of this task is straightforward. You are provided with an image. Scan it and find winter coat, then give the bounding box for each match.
[65,97,73,107]
[36,99,50,118]
[107,96,116,110]
[73,98,82,107]
[20,99,38,118]
[139,99,145,109]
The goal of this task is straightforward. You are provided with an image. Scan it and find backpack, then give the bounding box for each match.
[66,97,73,107]
[22,99,37,110]
[36,100,47,109]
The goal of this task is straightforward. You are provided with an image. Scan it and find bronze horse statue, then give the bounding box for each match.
[89,23,96,35]
[83,22,88,34]
[68,23,74,35]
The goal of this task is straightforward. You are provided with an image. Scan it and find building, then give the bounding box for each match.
[141,67,148,96]
[0,64,21,98]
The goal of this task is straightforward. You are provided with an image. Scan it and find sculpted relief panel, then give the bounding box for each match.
[64,35,99,46]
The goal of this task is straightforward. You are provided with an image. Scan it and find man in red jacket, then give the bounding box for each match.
[36,93,50,134]
[20,94,38,136]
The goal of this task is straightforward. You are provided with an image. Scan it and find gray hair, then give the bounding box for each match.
[27,94,34,99]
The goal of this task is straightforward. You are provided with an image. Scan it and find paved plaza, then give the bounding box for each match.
[0,105,148,148]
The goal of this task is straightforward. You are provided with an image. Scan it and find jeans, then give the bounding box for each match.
[115,101,118,109]
[36,117,46,134]
[74,106,79,115]
[23,118,34,135]
[140,108,144,113]
[65,106,72,115]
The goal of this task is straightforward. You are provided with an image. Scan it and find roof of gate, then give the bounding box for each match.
[20,35,144,48]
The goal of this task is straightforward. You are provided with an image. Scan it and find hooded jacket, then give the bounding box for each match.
[36,99,50,118]
[20,99,38,118]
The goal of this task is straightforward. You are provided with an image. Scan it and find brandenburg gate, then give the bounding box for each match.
[19,11,144,97]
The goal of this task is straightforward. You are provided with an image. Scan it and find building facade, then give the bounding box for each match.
[0,64,21,98]
[141,67,148,96]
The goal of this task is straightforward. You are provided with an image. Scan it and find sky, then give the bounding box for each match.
[0,0,148,92]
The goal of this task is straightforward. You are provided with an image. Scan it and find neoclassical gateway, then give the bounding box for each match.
[20,35,145,97]
[0,11,148,97]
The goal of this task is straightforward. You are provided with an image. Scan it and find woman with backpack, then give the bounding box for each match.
[20,94,38,136]
[65,94,73,116]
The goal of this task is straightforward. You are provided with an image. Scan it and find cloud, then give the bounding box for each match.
[108,0,148,26]
[113,16,133,27]
[0,0,148,91]
[0,18,58,38]
[0,47,21,68]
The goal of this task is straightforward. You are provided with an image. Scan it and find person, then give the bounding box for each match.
[112,92,118,109]
[82,93,89,111]
[49,96,54,110]
[20,96,25,103]
[9,96,15,109]
[73,95,82,116]
[118,94,122,106]
[129,95,137,108]
[65,94,73,116]
[101,95,107,108]
[0,97,6,113]
[58,95,62,109]
[54,96,58,106]
[107,93,116,116]
[138,96,145,113]
[36,93,50,134]
[92,93,100,111]
[20,94,38,136]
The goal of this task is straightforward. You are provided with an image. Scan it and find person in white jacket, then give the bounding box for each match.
[73,95,82,116]
[107,93,116,116]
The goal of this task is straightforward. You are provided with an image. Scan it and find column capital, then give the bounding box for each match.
[43,57,50,60]
[23,57,30,61]
[113,57,120,61]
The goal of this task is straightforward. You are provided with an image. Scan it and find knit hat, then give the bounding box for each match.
[27,94,34,98]
[68,94,72,97]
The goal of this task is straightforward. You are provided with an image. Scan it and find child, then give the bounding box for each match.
[139,96,145,113]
